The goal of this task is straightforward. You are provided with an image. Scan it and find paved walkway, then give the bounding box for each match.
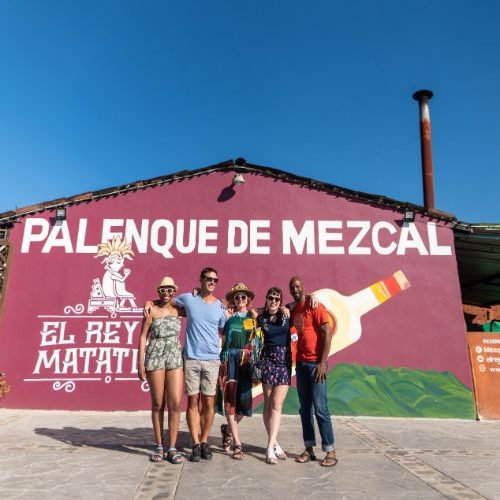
[0,409,499,499]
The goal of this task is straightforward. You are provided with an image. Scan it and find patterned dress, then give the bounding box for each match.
[144,313,183,371]
[259,313,291,386]
[218,312,256,416]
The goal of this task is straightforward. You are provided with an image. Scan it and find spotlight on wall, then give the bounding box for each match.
[55,208,67,225]
[402,210,415,223]
[232,173,245,185]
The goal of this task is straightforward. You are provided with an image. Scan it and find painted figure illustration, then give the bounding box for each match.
[88,236,142,314]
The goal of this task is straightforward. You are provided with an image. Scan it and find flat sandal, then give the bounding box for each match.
[232,444,244,460]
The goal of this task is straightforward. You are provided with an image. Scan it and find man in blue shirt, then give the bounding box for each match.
[174,267,227,462]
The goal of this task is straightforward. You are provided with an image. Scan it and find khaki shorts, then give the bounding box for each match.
[184,358,221,396]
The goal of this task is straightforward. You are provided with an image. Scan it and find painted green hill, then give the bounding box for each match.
[255,363,476,419]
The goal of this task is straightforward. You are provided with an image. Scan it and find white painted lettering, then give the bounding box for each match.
[41,222,73,253]
[76,219,98,253]
[125,219,150,254]
[198,220,218,253]
[282,220,315,254]
[318,221,344,254]
[227,220,248,253]
[21,218,50,253]
[124,321,140,345]
[176,220,197,254]
[62,348,79,374]
[33,349,61,374]
[397,223,429,255]
[150,219,174,258]
[249,220,270,254]
[372,221,397,255]
[427,222,452,255]
[347,221,371,255]
[101,219,124,242]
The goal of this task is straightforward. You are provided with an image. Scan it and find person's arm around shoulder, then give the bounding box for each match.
[137,304,154,381]
[308,293,319,308]
[173,292,191,309]
[218,300,229,325]
[174,304,186,317]
[143,299,154,318]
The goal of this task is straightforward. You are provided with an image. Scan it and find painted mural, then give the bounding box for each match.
[0,169,475,416]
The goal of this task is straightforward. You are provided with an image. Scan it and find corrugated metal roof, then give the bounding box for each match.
[455,224,500,307]
[0,159,456,226]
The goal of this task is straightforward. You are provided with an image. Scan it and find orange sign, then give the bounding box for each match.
[467,332,500,420]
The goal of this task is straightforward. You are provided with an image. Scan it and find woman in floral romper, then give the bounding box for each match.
[138,277,185,464]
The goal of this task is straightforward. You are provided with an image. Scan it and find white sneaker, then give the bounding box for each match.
[274,443,287,460]
[266,447,278,464]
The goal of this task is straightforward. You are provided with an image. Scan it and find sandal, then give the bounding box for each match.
[165,448,184,464]
[274,443,287,460]
[295,449,316,463]
[266,448,278,465]
[150,444,164,463]
[232,444,244,460]
[221,424,232,452]
[320,451,338,467]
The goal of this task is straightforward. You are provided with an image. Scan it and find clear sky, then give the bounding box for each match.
[0,0,498,222]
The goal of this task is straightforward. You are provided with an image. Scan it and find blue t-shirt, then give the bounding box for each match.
[175,293,227,360]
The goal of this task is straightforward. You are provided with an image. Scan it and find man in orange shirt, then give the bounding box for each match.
[289,276,338,467]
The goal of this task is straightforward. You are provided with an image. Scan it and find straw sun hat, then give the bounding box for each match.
[225,283,255,302]
[157,276,178,290]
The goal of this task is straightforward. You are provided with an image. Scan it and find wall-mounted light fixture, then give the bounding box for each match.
[55,208,67,225]
[402,210,415,223]
[232,173,245,185]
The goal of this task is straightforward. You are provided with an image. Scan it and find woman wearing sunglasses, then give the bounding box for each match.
[137,277,186,464]
[258,287,291,464]
[218,283,257,460]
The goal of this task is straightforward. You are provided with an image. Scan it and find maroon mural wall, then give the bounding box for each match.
[0,170,470,409]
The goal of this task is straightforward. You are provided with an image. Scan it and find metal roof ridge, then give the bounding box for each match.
[0,158,461,225]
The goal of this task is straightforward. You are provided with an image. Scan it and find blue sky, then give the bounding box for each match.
[0,0,498,222]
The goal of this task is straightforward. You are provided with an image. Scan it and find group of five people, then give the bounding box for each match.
[137,267,338,467]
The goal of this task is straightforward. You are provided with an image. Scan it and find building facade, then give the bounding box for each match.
[0,161,475,417]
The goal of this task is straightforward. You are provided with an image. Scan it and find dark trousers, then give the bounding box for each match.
[296,361,335,452]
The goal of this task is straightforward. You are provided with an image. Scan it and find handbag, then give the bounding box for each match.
[250,359,263,382]
[249,325,264,382]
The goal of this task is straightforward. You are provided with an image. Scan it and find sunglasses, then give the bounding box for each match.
[158,287,176,294]
[234,294,248,301]
[266,295,281,302]
[203,276,219,283]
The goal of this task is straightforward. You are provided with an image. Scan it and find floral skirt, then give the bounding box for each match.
[261,345,291,386]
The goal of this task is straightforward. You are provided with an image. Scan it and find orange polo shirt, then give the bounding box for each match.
[291,299,333,362]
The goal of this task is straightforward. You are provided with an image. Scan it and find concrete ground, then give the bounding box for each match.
[0,410,499,500]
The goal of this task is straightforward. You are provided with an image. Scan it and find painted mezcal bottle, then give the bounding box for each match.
[312,270,411,355]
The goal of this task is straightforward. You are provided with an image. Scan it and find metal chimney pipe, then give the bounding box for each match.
[412,89,435,209]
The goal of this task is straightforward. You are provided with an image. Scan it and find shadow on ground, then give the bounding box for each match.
[35,425,273,461]
[34,426,192,456]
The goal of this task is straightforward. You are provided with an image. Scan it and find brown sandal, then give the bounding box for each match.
[221,424,232,452]
[320,451,338,467]
[295,449,316,463]
[232,444,244,460]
